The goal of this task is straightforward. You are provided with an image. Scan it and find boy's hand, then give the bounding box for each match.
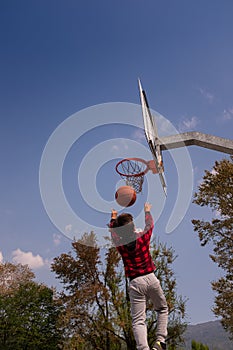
[144,202,152,212]
[111,209,118,220]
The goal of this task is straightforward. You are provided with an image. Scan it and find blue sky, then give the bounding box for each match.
[1,0,233,325]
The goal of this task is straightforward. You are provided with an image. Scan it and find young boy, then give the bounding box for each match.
[109,203,168,350]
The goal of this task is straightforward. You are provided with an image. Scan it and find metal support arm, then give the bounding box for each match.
[159,131,233,155]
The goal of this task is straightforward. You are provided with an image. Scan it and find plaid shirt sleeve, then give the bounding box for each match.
[109,212,155,278]
[142,211,154,238]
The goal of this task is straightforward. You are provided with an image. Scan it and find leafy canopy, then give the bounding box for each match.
[192,157,233,338]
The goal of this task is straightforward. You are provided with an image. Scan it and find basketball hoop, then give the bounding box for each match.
[115,158,158,193]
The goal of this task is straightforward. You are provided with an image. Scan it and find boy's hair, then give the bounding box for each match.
[116,213,133,227]
[113,213,135,245]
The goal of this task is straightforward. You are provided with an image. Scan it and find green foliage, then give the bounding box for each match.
[192,157,233,338]
[149,241,187,349]
[51,232,187,349]
[191,339,209,349]
[0,262,62,349]
[52,232,132,349]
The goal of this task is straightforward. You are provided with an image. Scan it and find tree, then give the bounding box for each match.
[0,262,34,294]
[51,232,187,349]
[52,232,131,350]
[191,339,209,350]
[0,262,62,349]
[149,241,187,350]
[192,157,233,338]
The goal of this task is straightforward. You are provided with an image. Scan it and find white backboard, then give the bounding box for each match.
[138,79,167,195]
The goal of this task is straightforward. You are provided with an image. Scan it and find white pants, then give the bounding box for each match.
[129,272,168,350]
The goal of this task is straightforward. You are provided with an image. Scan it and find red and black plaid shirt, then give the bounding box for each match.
[110,212,156,278]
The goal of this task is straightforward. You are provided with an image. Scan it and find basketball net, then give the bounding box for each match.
[117,159,145,193]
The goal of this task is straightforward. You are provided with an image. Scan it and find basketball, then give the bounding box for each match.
[115,186,137,207]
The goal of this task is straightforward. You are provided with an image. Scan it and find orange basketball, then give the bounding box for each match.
[115,186,137,207]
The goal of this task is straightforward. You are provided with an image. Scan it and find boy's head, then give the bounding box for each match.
[113,213,135,245]
[116,213,133,227]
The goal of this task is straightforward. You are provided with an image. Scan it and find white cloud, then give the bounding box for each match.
[0,251,3,263]
[179,116,199,132]
[110,139,129,154]
[65,224,72,232]
[199,87,214,104]
[197,167,218,188]
[222,108,233,121]
[111,145,119,152]
[12,249,46,269]
[53,233,62,246]
[132,129,145,142]
[210,168,218,176]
